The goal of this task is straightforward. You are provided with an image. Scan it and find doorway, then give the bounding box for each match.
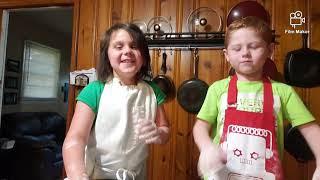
[2,7,73,117]
[0,6,73,180]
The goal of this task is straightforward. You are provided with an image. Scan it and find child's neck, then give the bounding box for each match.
[236,73,263,82]
[113,74,138,85]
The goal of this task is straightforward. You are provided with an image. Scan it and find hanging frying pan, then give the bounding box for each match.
[226,0,270,26]
[153,51,175,101]
[228,58,279,80]
[284,124,314,163]
[284,33,320,88]
[177,49,209,114]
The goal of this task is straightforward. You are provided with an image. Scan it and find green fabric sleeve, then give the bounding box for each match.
[281,86,315,127]
[76,81,105,114]
[197,84,219,124]
[146,80,166,105]
[76,80,166,115]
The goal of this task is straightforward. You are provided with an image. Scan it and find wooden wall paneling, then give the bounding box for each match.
[197,0,226,84]
[273,0,307,78]
[132,0,156,23]
[172,0,194,179]
[159,0,177,33]
[173,41,191,180]
[148,1,178,180]
[175,131,189,180]
[308,0,320,178]
[94,0,113,79]
[273,1,310,179]
[76,0,97,69]
[174,49,193,180]
[109,0,133,25]
[96,0,112,47]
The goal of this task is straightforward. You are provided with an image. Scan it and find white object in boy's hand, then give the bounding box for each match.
[206,165,228,180]
[198,144,226,178]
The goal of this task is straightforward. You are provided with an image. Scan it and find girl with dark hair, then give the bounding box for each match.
[63,23,169,180]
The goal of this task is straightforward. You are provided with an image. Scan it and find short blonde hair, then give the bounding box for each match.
[225,16,272,47]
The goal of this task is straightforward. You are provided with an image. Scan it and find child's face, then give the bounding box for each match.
[224,27,273,80]
[108,29,143,82]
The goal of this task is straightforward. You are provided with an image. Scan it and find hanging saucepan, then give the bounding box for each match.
[177,49,209,114]
[284,123,314,163]
[153,51,175,101]
[228,58,279,80]
[284,33,320,88]
[226,0,271,26]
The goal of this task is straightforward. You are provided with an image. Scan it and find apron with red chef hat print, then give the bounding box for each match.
[214,75,284,180]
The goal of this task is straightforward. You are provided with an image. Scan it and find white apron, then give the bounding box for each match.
[85,77,157,179]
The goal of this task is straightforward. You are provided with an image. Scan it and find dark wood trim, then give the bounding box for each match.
[0,0,73,8]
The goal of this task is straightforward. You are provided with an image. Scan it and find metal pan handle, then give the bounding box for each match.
[193,48,199,78]
[160,51,167,74]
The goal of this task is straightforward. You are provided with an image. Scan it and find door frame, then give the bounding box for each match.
[0,10,9,126]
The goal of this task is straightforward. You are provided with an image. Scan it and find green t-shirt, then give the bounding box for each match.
[77,80,166,114]
[197,77,315,158]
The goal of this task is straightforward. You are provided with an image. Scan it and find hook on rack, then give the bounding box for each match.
[157,48,161,57]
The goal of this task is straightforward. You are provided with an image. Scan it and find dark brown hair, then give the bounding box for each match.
[225,16,273,47]
[97,23,151,82]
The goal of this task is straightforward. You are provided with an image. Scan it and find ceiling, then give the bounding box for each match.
[10,7,73,35]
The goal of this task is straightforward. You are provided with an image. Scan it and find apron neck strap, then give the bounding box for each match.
[227,75,273,113]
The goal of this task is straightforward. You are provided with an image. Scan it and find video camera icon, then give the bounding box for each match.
[290,11,305,29]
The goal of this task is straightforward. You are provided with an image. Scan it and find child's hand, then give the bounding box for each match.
[65,173,89,180]
[136,120,161,144]
[198,144,227,177]
[313,167,320,180]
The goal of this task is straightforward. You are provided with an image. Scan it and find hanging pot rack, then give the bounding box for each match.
[145,31,225,50]
[145,30,278,50]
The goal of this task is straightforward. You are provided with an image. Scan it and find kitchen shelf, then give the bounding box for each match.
[145,32,225,50]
